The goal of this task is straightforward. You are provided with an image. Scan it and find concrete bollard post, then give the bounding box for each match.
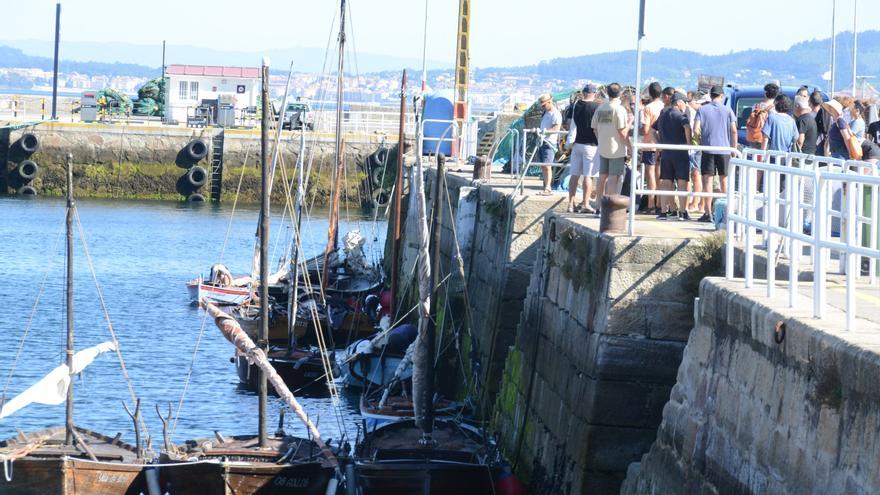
[473,155,491,181]
[599,194,629,234]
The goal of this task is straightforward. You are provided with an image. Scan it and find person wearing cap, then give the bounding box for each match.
[591,82,631,207]
[565,83,601,213]
[652,92,692,220]
[795,95,818,155]
[824,98,855,159]
[537,93,562,195]
[693,85,737,223]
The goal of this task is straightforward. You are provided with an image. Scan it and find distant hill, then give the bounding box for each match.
[0,46,158,78]
[0,39,447,74]
[480,30,880,91]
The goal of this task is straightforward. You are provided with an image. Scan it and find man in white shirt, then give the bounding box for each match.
[591,82,631,210]
[537,93,562,195]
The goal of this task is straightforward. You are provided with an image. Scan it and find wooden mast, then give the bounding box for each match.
[423,153,444,442]
[64,152,74,446]
[390,70,406,316]
[322,0,347,290]
[258,59,270,448]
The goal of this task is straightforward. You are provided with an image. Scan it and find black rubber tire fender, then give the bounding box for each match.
[18,185,37,196]
[187,165,208,188]
[17,160,38,181]
[185,139,209,161]
[369,164,386,187]
[371,187,389,207]
[17,133,40,154]
[187,192,206,203]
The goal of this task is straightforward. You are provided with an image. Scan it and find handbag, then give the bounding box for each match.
[846,134,864,160]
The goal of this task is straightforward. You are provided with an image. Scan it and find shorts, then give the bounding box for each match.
[539,143,556,164]
[599,156,626,176]
[660,153,690,181]
[689,151,702,172]
[701,153,730,177]
[640,150,656,166]
[569,143,599,177]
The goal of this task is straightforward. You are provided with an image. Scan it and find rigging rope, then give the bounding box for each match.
[73,209,150,439]
[0,220,66,407]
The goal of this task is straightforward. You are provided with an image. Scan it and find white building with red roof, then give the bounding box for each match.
[165,64,261,123]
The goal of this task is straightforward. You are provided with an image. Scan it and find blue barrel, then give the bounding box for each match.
[423,90,454,156]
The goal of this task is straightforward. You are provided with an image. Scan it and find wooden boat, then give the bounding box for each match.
[342,338,411,389]
[354,137,500,494]
[159,434,334,495]
[186,276,251,306]
[0,426,150,495]
[234,346,332,396]
[360,392,463,431]
[0,156,153,495]
[172,63,338,495]
[355,419,498,495]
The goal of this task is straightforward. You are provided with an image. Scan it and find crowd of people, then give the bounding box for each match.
[533,81,880,223]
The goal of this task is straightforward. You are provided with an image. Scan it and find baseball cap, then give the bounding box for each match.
[671,92,689,104]
[709,85,724,98]
[582,83,598,94]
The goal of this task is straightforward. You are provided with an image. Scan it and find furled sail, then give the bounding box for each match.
[0,341,117,419]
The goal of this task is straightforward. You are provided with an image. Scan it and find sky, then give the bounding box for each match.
[3,0,879,69]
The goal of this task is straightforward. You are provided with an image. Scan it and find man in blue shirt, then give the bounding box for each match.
[763,95,798,154]
[693,85,737,223]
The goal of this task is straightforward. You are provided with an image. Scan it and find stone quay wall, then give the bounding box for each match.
[2,123,381,203]
[622,278,880,495]
[393,168,569,413]
[492,215,725,494]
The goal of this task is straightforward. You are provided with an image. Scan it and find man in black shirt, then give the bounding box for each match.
[653,92,692,220]
[867,119,880,144]
[566,84,601,213]
[795,96,818,155]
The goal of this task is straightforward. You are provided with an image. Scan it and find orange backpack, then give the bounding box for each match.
[746,103,770,143]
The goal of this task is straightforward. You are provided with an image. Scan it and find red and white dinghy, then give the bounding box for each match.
[187,277,251,305]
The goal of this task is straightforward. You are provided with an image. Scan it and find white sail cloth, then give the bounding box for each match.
[0,341,117,419]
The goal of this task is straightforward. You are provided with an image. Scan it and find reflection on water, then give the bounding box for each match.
[0,196,386,445]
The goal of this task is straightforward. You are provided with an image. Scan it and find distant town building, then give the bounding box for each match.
[164,64,260,123]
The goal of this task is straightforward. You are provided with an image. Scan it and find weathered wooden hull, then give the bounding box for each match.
[158,460,333,495]
[235,350,331,396]
[0,457,146,495]
[356,461,495,495]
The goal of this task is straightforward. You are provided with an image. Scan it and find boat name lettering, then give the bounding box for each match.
[273,476,309,488]
[97,473,128,483]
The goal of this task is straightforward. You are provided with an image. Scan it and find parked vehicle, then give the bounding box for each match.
[724,85,829,146]
[275,101,314,130]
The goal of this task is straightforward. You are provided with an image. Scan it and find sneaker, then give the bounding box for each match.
[656,212,670,221]
[678,211,690,221]
[697,213,713,223]
[593,208,601,217]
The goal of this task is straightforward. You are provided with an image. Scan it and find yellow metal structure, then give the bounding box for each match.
[453,0,470,126]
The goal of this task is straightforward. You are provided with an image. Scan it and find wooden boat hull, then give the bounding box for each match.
[0,457,146,495]
[187,279,250,306]
[342,341,409,389]
[356,461,495,495]
[235,350,331,396]
[158,460,333,495]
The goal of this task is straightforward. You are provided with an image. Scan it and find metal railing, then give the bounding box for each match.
[724,148,880,331]
[512,128,570,196]
[419,118,460,160]
[628,143,740,235]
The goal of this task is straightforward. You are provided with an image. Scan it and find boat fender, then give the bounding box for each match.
[495,464,526,495]
[364,294,381,322]
[17,185,37,196]
[144,466,162,495]
[371,187,389,207]
[293,356,311,370]
[187,193,206,203]
[17,133,40,154]
[344,463,357,495]
[185,139,209,161]
[3,458,12,482]
[187,166,208,188]
[324,477,338,495]
[17,160,38,180]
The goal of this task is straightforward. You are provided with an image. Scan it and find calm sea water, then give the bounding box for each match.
[0,195,387,448]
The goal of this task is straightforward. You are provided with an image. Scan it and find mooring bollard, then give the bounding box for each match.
[472,155,490,181]
[599,194,629,234]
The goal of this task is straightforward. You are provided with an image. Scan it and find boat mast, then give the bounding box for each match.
[322,0,346,290]
[423,153,444,443]
[287,128,306,348]
[390,70,406,315]
[258,58,270,448]
[64,152,74,446]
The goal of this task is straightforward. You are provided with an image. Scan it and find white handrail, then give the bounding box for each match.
[724,151,880,331]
